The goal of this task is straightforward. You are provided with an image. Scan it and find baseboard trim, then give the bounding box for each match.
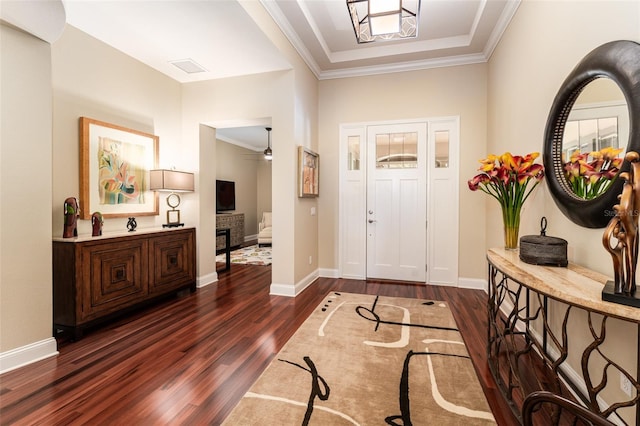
[197,272,217,288]
[270,269,320,297]
[458,277,487,291]
[319,268,339,278]
[245,234,258,242]
[0,337,58,374]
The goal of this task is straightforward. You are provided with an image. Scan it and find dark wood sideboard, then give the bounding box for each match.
[53,227,196,339]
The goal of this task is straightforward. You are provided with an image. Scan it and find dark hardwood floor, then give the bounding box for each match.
[0,264,519,425]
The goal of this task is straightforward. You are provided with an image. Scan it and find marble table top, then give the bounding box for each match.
[487,247,640,323]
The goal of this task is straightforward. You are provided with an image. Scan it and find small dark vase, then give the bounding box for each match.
[63,197,79,238]
[91,212,103,236]
[127,217,137,232]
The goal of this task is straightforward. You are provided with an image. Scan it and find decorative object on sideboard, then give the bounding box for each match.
[468,152,544,250]
[602,151,640,307]
[63,197,80,238]
[263,127,273,160]
[127,217,137,232]
[544,40,640,228]
[79,117,159,220]
[91,212,103,237]
[519,217,568,267]
[149,168,194,228]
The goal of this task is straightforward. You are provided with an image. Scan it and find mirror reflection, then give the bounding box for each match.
[562,78,629,199]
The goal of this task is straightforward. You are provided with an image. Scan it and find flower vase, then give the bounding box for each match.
[502,206,521,250]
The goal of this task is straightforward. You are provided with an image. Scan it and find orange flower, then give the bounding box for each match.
[467,150,545,223]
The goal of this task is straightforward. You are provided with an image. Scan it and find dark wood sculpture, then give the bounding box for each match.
[63,197,79,238]
[602,152,640,299]
[91,212,103,237]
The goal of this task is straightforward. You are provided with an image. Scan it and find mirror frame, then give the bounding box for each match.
[543,40,640,228]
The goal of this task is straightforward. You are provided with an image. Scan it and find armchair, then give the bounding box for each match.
[257,211,272,246]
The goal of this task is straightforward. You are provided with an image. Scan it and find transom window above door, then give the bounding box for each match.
[375,132,418,169]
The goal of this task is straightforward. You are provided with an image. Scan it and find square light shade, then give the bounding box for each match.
[149,169,194,192]
[369,0,401,36]
[347,0,419,44]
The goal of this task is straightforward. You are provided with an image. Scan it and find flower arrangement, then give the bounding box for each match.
[468,152,544,249]
[564,147,623,200]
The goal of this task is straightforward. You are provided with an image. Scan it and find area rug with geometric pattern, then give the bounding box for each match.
[222,292,496,425]
[215,244,272,266]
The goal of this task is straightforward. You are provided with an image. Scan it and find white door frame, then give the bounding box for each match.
[338,117,459,286]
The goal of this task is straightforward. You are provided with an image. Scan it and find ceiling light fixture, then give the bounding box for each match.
[346,0,420,44]
[264,127,273,160]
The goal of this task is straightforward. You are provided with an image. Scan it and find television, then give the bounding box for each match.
[216,180,236,213]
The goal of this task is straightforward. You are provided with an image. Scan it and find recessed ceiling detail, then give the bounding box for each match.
[346,0,420,44]
[263,0,520,80]
[62,0,520,83]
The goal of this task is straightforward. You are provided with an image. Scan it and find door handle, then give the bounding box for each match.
[368,219,377,223]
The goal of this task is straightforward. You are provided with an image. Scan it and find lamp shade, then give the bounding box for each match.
[149,169,194,192]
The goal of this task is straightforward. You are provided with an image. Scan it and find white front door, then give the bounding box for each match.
[366,123,427,281]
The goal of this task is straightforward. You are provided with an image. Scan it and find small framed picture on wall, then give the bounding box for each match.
[298,146,319,198]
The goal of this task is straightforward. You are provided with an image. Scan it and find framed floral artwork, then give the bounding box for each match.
[298,146,319,198]
[79,117,159,219]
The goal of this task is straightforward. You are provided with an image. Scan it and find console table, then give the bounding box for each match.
[53,227,196,339]
[216,213,244,250]
[216,228,231,272]
[487,248,640,424]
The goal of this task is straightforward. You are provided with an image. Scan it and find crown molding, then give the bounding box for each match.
[318,52,488,80]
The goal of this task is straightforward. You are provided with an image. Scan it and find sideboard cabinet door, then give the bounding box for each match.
[149,230,196,294]
[80,239,149,322]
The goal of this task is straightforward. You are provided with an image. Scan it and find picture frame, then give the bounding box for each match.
[79,117,159,219]
[298,146,319,198]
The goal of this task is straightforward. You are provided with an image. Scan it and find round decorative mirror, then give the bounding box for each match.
[543,40,640,228]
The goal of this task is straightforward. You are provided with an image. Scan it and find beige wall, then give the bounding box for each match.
[182,70,309,289]
[488,1,640,421]
[318,64,488,280]
[215,140,261,236]
[52,25,184,237]
[488,1,640,271]
[0,24,54,354]
[257,160,273,223]
[188,0,319,290]
[293,64,320,282]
